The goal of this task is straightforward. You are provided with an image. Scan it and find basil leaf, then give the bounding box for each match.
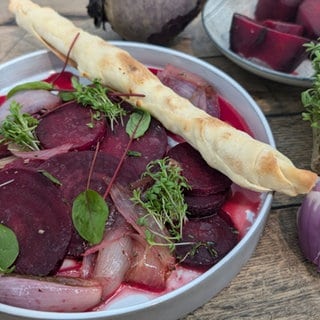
[6,81,54,99]
[72,189,109,245]
[126,111,151,139]
[0,224,19,273]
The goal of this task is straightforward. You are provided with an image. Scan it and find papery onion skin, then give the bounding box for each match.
[297,183,320,269]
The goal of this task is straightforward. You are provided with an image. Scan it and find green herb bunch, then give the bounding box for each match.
[302,40,320,128]
[0,101,40,151]
[131,157,190,248]
[61,77,126,130]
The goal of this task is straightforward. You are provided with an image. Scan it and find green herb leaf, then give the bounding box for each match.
[131,157,190,246]
[38,170,62,186]
[0,101,40,151]
[126,110,151,139]
[0,224,19,273]
[72,189,109,245]
[6,81,54,99]
[62,77,126,130]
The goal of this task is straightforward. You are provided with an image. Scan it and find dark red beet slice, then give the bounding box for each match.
[38,150,140,256]
[255,0,302,22]
[99,116,167,176]
[167,142,232,196]
[175,214,238,270]
[185,190,229,217]
[262,19,304,35]
[36,102,106,151]
[0,168,72,276]
[230,13,309,72]
[296,0,320,39]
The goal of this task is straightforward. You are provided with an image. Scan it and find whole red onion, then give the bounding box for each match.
[87,0,206,45]
[297,178,320,269]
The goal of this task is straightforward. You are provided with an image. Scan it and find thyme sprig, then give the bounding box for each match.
[0,101,40,151]
[61,77,126,130]
[302,40,320,128]
[131,157,190,247]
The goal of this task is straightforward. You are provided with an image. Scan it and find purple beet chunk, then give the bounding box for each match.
[185,190,229,217]
[36,101,106,151]
[262,19,304,35]
[230,13,309,72]
[38,150,140,257]
[296,0,320,39]
[99,115,168,176]
[0,168,72,276]
[255,0,303,22]
[175,214,238,270]
[167,142,232,196]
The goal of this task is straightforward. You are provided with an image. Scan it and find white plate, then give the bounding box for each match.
[202,0,314,87]
[0,44,273,320]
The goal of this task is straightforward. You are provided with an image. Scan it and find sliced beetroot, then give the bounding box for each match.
[38,150,140,256]
[296,0,320,39]
[185,191,229,217]
[230,13,309,72]
[157,64,220,118]
[99,116,167,176]
[167,142,232,196]
[262,19,304,35]
[36,102,106,151]
[175,214,238,270]
[255,0,302,22]
[0,168,72,276]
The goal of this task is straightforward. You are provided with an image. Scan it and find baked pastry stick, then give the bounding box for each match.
[9,0,317,196]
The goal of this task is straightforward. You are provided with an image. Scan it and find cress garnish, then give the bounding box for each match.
[131,157,190,248]
[0,101,40,151]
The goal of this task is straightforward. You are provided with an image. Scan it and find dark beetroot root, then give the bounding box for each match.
[36,101,106,151]
[99,115,167,176]
[167,142,232,196]
[185,190,229,217]
[175,213,238,270]
[0,168,72,276]
[262,19,304,35]
[255,0,302,22]
[296,0,320,39]
[230,13,309,72]
[38,150,141,257]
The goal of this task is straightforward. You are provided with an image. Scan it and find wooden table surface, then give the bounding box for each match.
[1,1,320,319]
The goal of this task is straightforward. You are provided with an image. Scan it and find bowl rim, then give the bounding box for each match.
[0,42,273,319]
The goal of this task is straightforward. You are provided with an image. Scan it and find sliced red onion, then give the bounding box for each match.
[0,275,102,312]
[157,64,220,118]
[110,183,175,268]
[0,90,61,123]
[91,215,134,299]
[297,178,320,269]
[9,143,73,160]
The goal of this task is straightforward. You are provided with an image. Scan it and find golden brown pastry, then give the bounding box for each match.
[8,0,317,196]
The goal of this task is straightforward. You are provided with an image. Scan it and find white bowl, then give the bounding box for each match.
[202,0,314,87]
[0,42,273,320]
